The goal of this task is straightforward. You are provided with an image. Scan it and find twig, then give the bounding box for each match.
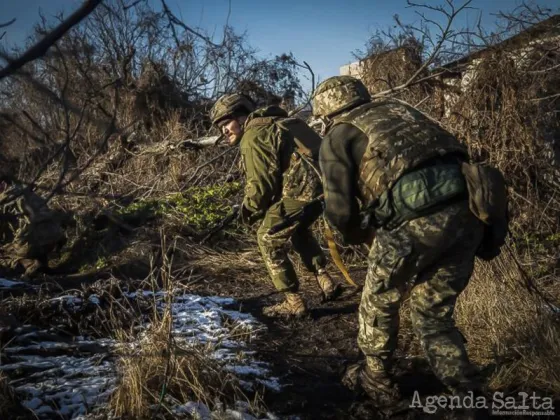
[415,95,431,108]
[123,0,144,10]
[224,148,240,180]
[0,0,102,81]
[160,0,221,47]
[529,62,560,74]
[0,18,16,29]
[288,61,315,117]
[371,0,473,98]
[185,147,237,184]
[529,93,560,102]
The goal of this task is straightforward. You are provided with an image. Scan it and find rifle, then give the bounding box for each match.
[198,205,239,244]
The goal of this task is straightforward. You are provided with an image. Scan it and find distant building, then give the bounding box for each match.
[435,14,560,117]
[339,61,363,78]
[339,15,559,117]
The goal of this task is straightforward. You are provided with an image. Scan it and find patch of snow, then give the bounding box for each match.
[88,295,101,305]
[171,401,287,420]
[3,351,117,419]
[172,401,212,419]
[3,289,282,419]
[226,364,271,377]
[256,378,282,393]
[0,277,30,289]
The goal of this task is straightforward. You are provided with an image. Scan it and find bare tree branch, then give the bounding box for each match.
[160,0,221,48]
[0,18,16,29]
[372,0,474,98]
[186,147,237,185]
[289,61,315,117]
[0,0,102,81]
[123,0,145,10]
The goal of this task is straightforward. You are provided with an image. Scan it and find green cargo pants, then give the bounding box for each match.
[358,200,485,392]
[257,198,327,292]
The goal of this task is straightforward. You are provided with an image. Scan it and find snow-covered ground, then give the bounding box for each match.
[1,283,283,419]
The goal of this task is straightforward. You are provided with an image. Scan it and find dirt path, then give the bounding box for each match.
[187,265,448,420]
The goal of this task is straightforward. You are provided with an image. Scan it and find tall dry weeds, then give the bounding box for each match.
[456,245,560,395]
[109,310,252,419]
[108,235,264,419]
[0,372,30,419]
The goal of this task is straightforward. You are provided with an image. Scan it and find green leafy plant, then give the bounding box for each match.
[117,182,242,230]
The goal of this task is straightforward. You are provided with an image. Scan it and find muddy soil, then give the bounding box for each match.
[186,265,461,420]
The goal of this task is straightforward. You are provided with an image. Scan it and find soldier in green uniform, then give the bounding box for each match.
[314,76,486,407]
[0,179,66,278]
[210,94,342,318]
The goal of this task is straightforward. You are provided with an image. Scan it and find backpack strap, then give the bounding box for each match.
[244,116,281,130]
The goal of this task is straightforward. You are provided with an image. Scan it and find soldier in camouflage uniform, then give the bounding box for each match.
[209,94,341,318]
[314,76,485,407]
[0,180,66,278]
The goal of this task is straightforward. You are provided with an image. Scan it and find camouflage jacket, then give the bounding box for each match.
[240,106,322,219]
[319,101,468,245]
[0,183,64,256]
[332,100,468,206]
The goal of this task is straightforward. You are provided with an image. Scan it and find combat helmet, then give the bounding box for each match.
[312,76,371,119]
[210,93,255,126]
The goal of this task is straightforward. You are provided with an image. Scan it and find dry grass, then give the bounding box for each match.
[109,310,255,419]
[0,372,30,419]
[107,237,267,419]
[455,244,560,395]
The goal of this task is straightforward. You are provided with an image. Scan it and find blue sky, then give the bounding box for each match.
[1,0,559,88]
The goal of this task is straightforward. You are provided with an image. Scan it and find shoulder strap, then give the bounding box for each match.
[244,116,280,130]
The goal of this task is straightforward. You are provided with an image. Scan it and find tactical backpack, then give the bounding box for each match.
[460,162,509,261]
[244,115,324,177]
[244,115,324,201]
[275,117,323,162]
[275,117,324,199]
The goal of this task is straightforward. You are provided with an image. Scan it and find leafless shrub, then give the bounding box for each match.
[109,313,251,419]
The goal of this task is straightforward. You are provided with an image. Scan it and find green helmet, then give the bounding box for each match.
[312,76,371,118]
[210,93,255,125]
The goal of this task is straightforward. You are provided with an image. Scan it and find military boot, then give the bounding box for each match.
[342,361,402,407]
[262,292,307,318]
[316,269,342,301]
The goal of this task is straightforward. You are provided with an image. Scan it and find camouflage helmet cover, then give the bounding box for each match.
[210,93,255,125]
[312,76,371,118]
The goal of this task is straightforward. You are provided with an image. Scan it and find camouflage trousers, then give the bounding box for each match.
[358,200,484,392]
[257,198,327,292]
